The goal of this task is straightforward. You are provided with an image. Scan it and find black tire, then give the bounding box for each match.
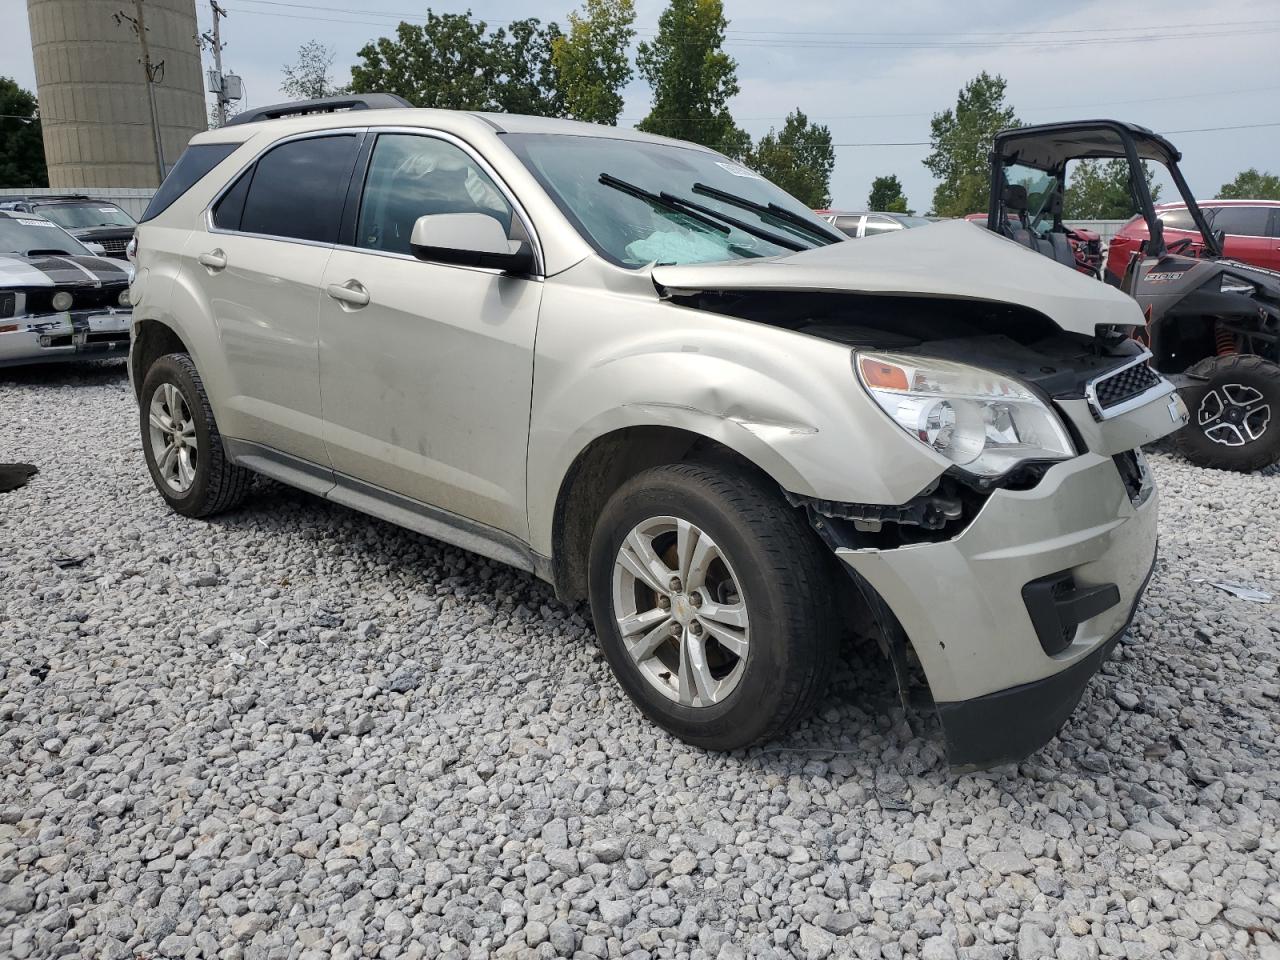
[139,352,252,517]
[587,462,838,751]
[1175,354,1280,472]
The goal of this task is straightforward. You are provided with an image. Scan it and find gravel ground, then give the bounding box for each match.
[2,361,1278,960]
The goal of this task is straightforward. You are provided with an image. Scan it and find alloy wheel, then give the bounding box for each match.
[610,516,750,707]
[148,382,199,493]
[1198,383,1271,447]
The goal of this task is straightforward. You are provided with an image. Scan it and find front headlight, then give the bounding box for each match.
[855,351,1076,477]
[117,288,131,307]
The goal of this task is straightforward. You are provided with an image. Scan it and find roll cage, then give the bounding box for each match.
[987,119,1221,260]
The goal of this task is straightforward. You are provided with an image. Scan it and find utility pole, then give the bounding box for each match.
[116,0,167,183]
[203,1,229,128]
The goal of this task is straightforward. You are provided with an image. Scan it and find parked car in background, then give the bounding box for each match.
[815,210,934,238]
[129,95,1184,769]
[0,195,138,260]
[963,212,1103,277]
[0,210,133,367]
[1105,199,1280,282]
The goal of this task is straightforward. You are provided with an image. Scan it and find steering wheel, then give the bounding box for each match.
[1166,237,1199,255]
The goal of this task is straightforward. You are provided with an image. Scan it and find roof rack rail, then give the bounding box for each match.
[225,93,413,127]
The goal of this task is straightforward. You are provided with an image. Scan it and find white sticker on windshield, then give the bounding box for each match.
[18,218,57,227]
[715,161,763,180]
[98,207,117,213]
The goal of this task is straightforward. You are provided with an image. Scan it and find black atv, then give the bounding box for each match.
[984,119,1280,472]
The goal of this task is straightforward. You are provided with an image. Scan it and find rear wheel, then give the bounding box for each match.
[587,463,838,750]
[140,353,253,516]
[1175,354,1280,471]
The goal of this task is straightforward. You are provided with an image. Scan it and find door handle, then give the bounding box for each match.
[326,280,370,308]
[197,249,227,271]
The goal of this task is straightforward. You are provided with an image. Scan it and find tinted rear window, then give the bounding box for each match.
[1209,205,1271,237]
[140,143,239,222]
[239,135,358,244]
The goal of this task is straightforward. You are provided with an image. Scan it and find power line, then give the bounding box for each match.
[618,84,1280,124]
[231,0,1280,39]
[225,3,1280,49]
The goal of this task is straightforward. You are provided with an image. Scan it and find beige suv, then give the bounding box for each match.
[128,96,1186,769]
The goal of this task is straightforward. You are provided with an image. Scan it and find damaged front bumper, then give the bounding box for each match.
[0,308,132,368]
[837,450,1159,770]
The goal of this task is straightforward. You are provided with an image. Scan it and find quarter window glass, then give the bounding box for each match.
[1209,206,1271,237]
[1157,208,1195,231]
[141,142,238,222]
[356,134,513,255]
[239,135,358,243]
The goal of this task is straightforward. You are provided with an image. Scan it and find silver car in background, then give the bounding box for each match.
[127,96,1186,769]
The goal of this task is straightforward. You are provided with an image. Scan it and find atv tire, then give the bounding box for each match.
[1175,354,1280,472]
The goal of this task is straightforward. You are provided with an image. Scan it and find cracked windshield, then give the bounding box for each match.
[503,133,839,266]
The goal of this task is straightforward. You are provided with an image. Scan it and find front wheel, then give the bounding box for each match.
[587,463,838,750]
[1175,354,1280,472]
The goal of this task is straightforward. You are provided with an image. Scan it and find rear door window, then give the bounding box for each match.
[833,215,862,237]
[141,142,239,222]
[862,216,900,236]
[238,135,360,244]
[1209,206,1271,237]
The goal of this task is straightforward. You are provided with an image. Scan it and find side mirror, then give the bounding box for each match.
[84,241,107,256]
[409,213,533,274]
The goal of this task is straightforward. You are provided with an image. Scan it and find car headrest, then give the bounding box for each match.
[1003,184,1028,212]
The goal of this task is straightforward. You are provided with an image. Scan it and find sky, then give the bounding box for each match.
[4,0,1279,211]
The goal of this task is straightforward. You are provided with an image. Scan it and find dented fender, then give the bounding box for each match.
[524,257,950,557]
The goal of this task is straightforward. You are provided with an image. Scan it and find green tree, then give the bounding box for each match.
[491,18,564,117]
[1063,158,1162,219]
[924,72,1018,218]
[551,0,635,125]
[746,110,834,207]
[0,78,48,188]
[349,10,562,115]
[868,174,911,213]
[1217,168,1280,200]
[636,0,749,158]
[282,40,345,101]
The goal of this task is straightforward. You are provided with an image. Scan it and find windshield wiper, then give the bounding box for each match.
[599,174,729,235]
[692,182,844,245]
[599,173,806,252]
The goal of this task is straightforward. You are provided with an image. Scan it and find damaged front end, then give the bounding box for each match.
[656,276,1183,769]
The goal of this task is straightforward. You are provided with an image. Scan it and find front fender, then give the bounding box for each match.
[525,263,949,557]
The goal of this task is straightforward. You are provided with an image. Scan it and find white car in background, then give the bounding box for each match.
[0,210,133,368]
[127,95,1186,769]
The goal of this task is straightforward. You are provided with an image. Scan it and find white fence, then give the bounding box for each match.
[0,187,156,220]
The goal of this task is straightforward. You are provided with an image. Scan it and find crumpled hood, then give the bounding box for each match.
[651,219,1144,337]
[0,252,132,288]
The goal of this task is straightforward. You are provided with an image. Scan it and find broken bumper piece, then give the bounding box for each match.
[0,309,132,367]
[835,451,1159,770]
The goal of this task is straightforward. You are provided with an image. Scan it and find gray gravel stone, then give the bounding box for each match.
[2,365,1278,960]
